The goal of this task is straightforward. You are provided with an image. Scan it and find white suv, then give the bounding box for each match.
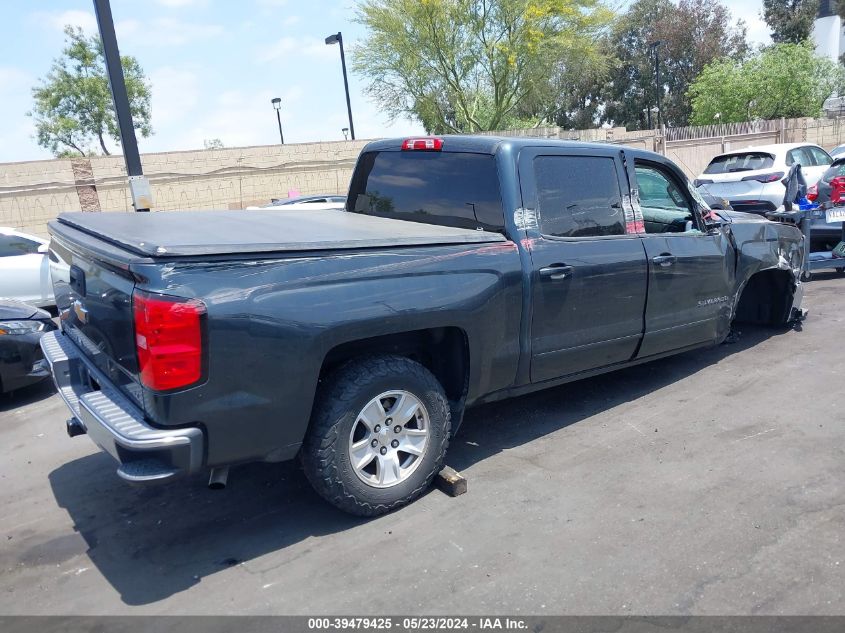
[695,143,832,214]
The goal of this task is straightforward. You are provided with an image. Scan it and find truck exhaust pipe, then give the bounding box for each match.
[208,466,229,490]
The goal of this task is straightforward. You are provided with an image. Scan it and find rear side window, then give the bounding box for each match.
[704,152,774,174]
[534,155,624,238]
[787,147,814,167]
[0,235,40,257]
[809,146,832,166]
[347,151,504,231]
[823,161,845,182]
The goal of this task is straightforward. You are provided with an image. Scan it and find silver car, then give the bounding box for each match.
[695,143,832,214]
[695,143,837,248]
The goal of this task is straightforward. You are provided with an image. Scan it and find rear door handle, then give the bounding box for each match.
[652,254,677,268]
[539,264,574,281]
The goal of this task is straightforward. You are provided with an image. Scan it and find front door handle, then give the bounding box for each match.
[652,254,677,268]
[539,264,574,281]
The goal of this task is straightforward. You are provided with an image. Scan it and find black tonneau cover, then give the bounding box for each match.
[55,209,507,258]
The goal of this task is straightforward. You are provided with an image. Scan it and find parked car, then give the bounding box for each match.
[807,157,845,248]
[694,143,833,215]
[41,136,805,516]
[829,144,845,159]
[245,194,346,211]
[0,228,55,307]
[0,299,56,393]
[699,191,732,211]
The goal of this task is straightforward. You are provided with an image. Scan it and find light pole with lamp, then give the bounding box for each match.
[342,127,349,140]
[648,41,664,129]
[325,32,355,140]
[271,97,285,144]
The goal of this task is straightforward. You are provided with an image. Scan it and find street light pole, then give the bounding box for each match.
[271,97,285,144]
[325,32,355,140]
[92,0,151,211]
[650,41,664,129]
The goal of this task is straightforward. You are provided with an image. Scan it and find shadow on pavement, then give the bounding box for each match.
[47,323,790,606]
[1,379,56,412]
[448,323,792,471]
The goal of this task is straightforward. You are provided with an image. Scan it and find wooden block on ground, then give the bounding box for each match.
[435,465,467,497]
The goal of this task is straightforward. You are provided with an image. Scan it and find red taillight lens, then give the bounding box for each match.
[401,137,443,151]
[831,177,845,203]
[741,172,785,183]
[133,291,206,391]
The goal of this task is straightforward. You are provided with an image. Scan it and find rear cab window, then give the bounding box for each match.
[346,150,504,232]
[704,152,774,174]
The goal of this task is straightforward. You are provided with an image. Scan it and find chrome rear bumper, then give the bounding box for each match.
[40,330,204,483]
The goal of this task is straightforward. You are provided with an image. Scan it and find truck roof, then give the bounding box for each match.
[52,209,507,258]
[365,135,664,160]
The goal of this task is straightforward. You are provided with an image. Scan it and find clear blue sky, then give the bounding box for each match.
[0,0,769,163]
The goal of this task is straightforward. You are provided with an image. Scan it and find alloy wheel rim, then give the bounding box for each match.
[348,390,430,488]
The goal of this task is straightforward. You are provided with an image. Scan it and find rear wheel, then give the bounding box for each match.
[301,355,451,516]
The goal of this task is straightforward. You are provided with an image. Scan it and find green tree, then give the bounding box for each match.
[689,42,845,124]
[602,0,748,130]
[30,26,152,157]
[352,0,614,133]
[763,0,820,44]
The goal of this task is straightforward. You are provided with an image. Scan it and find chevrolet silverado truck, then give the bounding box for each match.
[42,136,805,516]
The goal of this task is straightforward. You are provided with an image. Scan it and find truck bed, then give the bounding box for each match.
[55,209,507,258]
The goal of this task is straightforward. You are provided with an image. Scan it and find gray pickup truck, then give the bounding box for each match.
[42,136,805,515]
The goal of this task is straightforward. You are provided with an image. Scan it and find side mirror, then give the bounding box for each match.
[702,209,724,231]
[37,243,49,254]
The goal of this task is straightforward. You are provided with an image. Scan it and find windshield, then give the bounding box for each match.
[704,152,775,174]
[346,150,505,232]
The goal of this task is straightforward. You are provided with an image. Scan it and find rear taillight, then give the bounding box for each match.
[807,184,818,202]
[831,176,845,203]
[401,137,443,151]
[741,172,784,183]
[133,291,206,391]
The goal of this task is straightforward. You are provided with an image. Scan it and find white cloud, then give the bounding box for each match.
[140,84,307,152]
[143,18,224,46]
[258,36,338,63]
[282,15,301,26]
[155,0,209,7]
[724,0,770,47]
[32,9,98,35]
[30,9,142,41]
[148,66,201,126]
[0,67,31,94]
[0,67,50,162]
[30,10,222,48]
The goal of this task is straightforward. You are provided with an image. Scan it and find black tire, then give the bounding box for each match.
[301,355,451,516]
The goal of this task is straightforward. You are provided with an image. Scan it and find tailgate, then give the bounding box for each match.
[48,221,145,409]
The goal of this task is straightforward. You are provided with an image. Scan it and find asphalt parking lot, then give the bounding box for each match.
[1,274,844,616]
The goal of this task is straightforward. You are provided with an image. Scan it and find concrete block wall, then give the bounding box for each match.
[0,139,369,237]
[5,117,845,238]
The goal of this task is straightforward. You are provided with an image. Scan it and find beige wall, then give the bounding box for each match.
[5,117,845,238]
[0,139,369,237]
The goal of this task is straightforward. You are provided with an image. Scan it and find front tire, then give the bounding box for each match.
[301,355,451,516]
